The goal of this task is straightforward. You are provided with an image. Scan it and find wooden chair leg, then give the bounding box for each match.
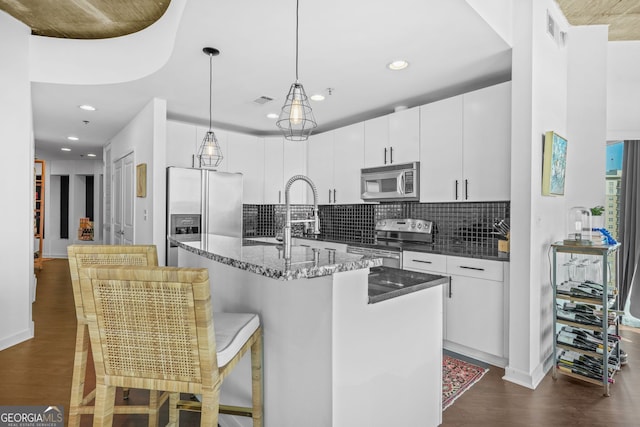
[68,324,90,427]
[251,331,264,427]
[93,383,116,427]
[147,390,160,427]
[199,389,220,427]
[168,393,180,427]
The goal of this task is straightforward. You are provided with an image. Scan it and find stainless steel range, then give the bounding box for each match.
[346,218,435,268]
[375,218,434,246]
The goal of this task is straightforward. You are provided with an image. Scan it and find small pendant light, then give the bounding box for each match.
[197,47,223,168]
[276,0,317,141]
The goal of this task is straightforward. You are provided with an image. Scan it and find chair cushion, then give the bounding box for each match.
[213,312,260,367]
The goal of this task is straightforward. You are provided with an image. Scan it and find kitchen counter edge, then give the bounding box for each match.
[169,234,382,281]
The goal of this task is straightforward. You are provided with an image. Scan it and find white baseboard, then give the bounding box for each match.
[0,325,34,351]
[444,340,508,368]
[502,356,550,390]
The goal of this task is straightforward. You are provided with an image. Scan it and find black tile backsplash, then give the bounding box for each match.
[243,204,315,238]
[244,201,510,256]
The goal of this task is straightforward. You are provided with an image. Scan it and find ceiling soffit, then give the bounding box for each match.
[0,0,170,39]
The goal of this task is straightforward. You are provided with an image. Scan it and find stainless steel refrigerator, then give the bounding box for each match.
[166,167,243,266]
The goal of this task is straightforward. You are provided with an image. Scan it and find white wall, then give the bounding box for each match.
[43,159,103,258]
[0,12,35,350]
[108,98,167,264]
[505,0,570,388]
[566,27,609,212]
[505,1,609,389]
[607,41,640,140]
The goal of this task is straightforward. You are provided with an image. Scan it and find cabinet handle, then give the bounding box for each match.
[324,248,337,251]
[412,259,432,264]
[455,180,459,200]
[299,244,311,248]
[449,277,453,298]
[390,146,394,164]
[459,265,485,271]
[328,189,332,204]
[465,179,469,200]
[333,189,336,203]
[384,147,388,164]
[278,190,281,204]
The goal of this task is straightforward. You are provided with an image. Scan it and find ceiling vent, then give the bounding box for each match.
[253,96,274,105]
[546,10,567,47]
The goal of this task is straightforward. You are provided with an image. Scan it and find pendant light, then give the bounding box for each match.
[276,0,317,141]
[197,47,223,168]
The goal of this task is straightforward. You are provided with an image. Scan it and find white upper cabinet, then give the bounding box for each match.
[363,115,388,167]
[264,137,307,205]
[388,107,420,164]
[420,82,511,202]
[283,140,307,204]
[420,95,464,202]
[364,107,420,167]
[307,124,364,204]
[263,137,284,204]
[167,120,197,168]
[333,122,365,204]
[462,82,511,201]
[307,131,335,204]
[227,132,264,204]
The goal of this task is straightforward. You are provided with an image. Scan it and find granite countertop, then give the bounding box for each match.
[367,266,449,304]
[169,234,382,281]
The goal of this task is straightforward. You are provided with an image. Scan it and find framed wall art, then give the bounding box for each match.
[136,163,147,198]
[542,131,568,196]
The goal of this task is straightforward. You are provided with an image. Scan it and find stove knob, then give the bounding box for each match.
[410,222,416,229]
[417,222,423,229]
[379,221,386,227]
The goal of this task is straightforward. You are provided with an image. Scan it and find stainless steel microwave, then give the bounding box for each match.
[360,161,420,202]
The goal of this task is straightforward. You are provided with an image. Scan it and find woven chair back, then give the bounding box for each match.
[79,265,219,394]
[67,245,158,323]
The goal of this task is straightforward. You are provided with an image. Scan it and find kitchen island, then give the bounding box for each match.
[171,234,446,427]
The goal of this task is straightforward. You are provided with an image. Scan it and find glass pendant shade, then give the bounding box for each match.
[197,130,223,168]
[277,82,317,141]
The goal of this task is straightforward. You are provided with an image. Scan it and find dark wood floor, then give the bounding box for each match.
[1,259,639,426]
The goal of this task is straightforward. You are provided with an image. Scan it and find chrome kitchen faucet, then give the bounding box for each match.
[284,175,320,259]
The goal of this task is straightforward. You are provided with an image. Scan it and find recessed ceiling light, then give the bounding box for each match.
[79,104,96,111]
[87,153,96,157]
[67,136,79,141]
[61,147,71,152]
[387,60,409,71]
[266,113,279,119]
[310,94,325,101]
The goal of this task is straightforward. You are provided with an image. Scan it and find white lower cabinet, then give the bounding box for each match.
[404,251,508,366]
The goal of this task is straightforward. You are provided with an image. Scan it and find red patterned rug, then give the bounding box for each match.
[442,354,488,410]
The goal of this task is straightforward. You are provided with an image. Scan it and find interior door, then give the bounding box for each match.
[112,152,135,245]
[122,153,135,244]
[113,159,123,244]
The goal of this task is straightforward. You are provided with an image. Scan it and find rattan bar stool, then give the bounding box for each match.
[78,265,263,427]
[67,245,169,427]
